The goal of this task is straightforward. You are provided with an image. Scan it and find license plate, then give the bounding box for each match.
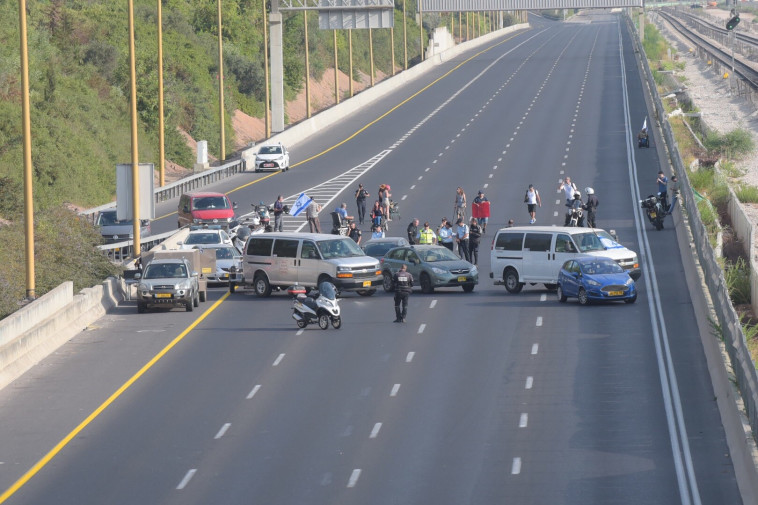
[457,276,467,282]
[362,280,371,287]
[608,290,623,296]
[649,211,656,218]
[263,162,275,167]
[155,293,172,299]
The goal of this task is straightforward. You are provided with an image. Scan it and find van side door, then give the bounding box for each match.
[522,233,554,282]
[552,233,579,283]
[297,240,321,287]
[271,238,300,286]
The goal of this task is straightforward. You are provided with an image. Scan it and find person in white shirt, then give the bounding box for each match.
[525,184,542,224]
[371,224,385,239]
[557,177,577,206]
[438,221,454,250]
[455,218,470,262]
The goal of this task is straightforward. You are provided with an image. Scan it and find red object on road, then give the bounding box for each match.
[472,201,490,219]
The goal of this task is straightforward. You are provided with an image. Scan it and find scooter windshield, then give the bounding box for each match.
[318,282,337,300]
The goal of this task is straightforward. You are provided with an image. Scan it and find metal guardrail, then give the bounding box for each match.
[80,156,248,223]
[626,13,758,440]
[96,228,183,263]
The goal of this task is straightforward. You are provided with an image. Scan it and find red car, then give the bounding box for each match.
[177,192,236,228]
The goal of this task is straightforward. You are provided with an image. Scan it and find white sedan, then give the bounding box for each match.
[254,143,289,172]
[179,229,232,250]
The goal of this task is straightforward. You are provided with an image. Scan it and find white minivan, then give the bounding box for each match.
[490,226,641,293]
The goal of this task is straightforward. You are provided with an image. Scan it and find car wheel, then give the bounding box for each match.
[420,273,434,294]
[357,289,376,296]
[186,301,194,312]
[137,303,146,314]
[577,288,590,306]
[462,284,475,293]
[557,285,567,303]
[383,272,394,292]
[625,294,637,304]
[199,290,207,302]
[296,319,307,329]
[504,268,523,294]
[318,313,330,330]
[254,274,272,297]
[193,293,199,307]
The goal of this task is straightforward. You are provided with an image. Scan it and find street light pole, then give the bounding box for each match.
[18,0,35,299]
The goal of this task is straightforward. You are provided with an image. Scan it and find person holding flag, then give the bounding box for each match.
[289,192,313,217]
[638,117,649,148]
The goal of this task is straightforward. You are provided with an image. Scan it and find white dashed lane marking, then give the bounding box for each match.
[525,377,534,389]
[535,317,542,327]
[272,354,285,366]
[418,324,426,334]
[247,385,261,399]
[347,469,362,488]
[430,299,437,308]
[531,343,539,355]
[512,458,522,475]
[370,423,382,439]
[406,351,415,362]
[214,423,231,439]
[177,469,197,490]
[519,413,528,428]
[390,384,401,397]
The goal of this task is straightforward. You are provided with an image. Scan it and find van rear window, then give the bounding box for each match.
[247,237,273,256]
[495,232,523,251]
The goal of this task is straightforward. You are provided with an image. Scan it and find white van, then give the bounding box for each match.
[235,232,382,297]
[490,226,640,293]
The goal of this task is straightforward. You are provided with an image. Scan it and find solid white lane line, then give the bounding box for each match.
[390,384,401,396]
[418,324,426,334]
[430,299,437,308]
[540,294,546,302]
[347,469,362,488]
[406,351,415,362]
[525,377,533,389]
[519,413,528,428]
[214,423,231,439]
[272,353,285,366]
[247,385,261,399]
[511,458,522,475]
[370,423,382,438]
[531,343,539,355]
[536,317,542,327]
[177,469,197,490]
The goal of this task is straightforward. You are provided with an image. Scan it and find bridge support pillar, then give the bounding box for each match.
[270,1,285,134]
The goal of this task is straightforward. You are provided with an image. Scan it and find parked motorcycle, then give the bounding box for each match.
[640,194,665,230]
[254,202,273,232]
[288,282,341,329]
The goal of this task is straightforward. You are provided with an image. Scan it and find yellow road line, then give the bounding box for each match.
[0,292,231,503]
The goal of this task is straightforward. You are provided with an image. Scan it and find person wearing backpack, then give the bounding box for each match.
[524,184,542,224]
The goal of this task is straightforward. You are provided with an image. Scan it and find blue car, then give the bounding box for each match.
[557,257,637,305]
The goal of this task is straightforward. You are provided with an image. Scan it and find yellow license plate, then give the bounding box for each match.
[608,290,623,296]
[362,280,371,287]
[202,267,212,274]
[649,212,656,218]
[457,276,467,282]
[155,293,172,298]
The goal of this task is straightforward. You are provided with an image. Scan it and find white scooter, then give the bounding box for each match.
[288,282,341,330]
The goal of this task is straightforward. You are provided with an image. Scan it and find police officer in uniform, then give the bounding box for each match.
[393,264,413,323]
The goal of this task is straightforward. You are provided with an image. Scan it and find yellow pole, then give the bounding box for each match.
[349,29,354,98]
[403,0,407,70]
[419,0,423,61]
[369,28,374,87]
[19,0,35,299]
[263,0,270,138]
[458,11,461,41]
[477,12,481,37]
[334,30,339,104]
[127,0,141,254]
[304,11,311,118]
[391,27,395,75]
[157,0,165,187]
[466,12,469,40]
[217,0,226,161]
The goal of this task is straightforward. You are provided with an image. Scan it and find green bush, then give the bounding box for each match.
[704,128,755,158]
[736,184,758,203]
[725,257,751,305]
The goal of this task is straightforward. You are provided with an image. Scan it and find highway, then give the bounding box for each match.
[0,12,743,504]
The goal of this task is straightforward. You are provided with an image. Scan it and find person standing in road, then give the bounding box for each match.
[583,188,599,228]
[454,187,467,221]
[348,222,362,244]
[473,190,489,233]
[418,222,436,245]
[407,218,420,245]
[438,220,454,250]
[468,217,482,265]
[667,175,679,214]
[507,219,515,227]
[558,177,577,206]
[392,264,413,323]
[379,184,391,221]
[354,183,370,225]
[272,195,284,232]
[657,170,669,210]
[455,218,470,262]
[525,184,541,224]
[306,199,322,233]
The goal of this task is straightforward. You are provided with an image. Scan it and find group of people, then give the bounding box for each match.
[405,215,483,265]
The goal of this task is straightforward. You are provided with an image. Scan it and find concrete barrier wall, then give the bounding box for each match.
[726,188,758,319]
[0,278,121,391]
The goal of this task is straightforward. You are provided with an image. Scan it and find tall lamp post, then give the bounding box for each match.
[18,0,35,299]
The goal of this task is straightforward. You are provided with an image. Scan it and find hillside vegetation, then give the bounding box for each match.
[0,0,427,211]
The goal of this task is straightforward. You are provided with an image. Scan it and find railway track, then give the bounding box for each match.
[669,7,758,48]
[657,9,758,89]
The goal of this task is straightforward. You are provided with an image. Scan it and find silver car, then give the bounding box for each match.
[96,209,151,244]
[135,258,199,313]
[205,245,242,283]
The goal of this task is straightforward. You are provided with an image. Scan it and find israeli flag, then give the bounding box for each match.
[641,117,647,131]
[289,192,312,217]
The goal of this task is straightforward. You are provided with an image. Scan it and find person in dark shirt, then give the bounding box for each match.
[354,184,370,225]
[468,217,482,265]
[348,222,362,244]
[392,264,413,323]
[407,218,419,244]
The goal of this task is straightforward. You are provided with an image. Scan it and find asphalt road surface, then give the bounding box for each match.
[0,13,743,505]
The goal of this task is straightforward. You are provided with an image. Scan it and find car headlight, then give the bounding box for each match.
[470,266,478,275]
[586,279,601,287]
[139,283,148,292]
[193,218,201,224]
[625,277,634,286]
[431,267,446,275]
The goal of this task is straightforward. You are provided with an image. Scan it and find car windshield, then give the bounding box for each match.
[259,146,282,155]
[98,211,132,226]
[213,247,239,260]
[574,232,606,252]
[580,260,623,275]
[362,243,394,257]
[316,238,365,259]
[144,263,188,279]
[185,233,220,244]
[418,248,460,262]
[192,196,230,210]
